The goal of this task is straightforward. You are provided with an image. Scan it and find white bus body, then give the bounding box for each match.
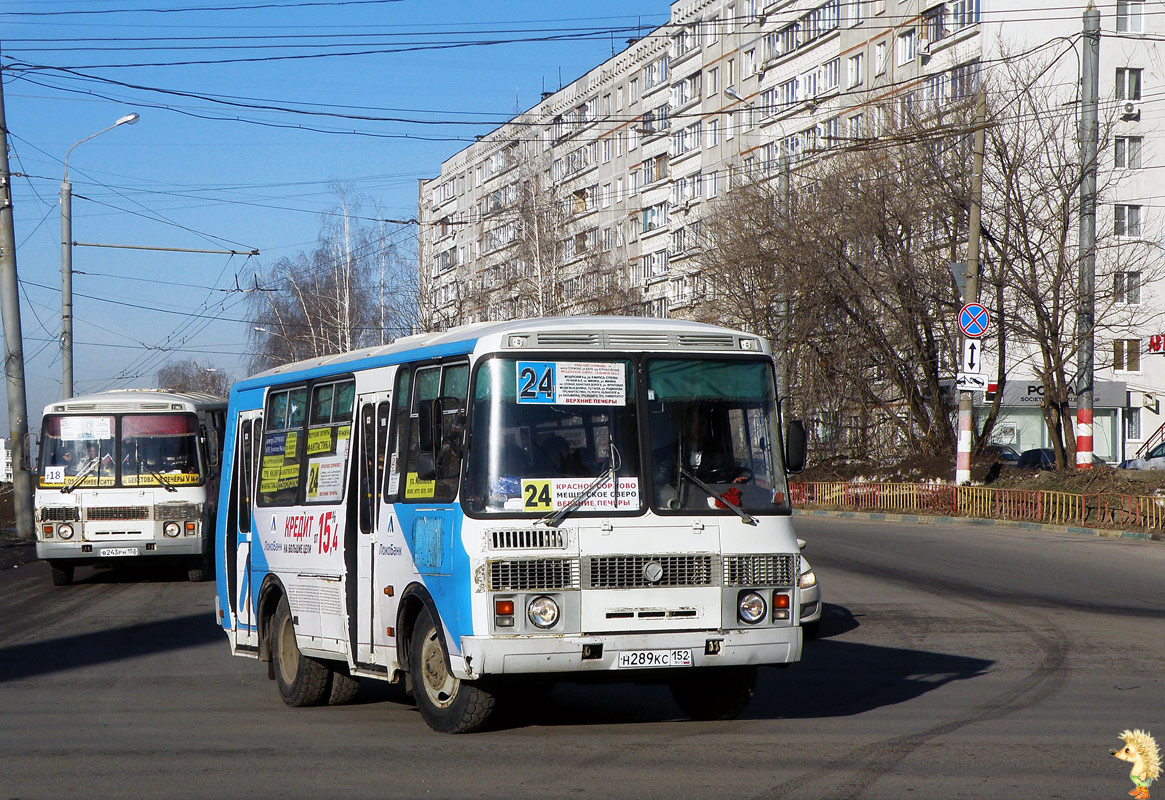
[35,390,227,585]
[215,317,807,732]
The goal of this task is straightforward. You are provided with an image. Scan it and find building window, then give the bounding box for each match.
[874,0,886,13]
[708,66,719,94]
[875,41,888,75]
[1116,67,1142,100]
[1115,204,1142,237]
[897,29,917,65]
[1117,0,1144,33]
[1115,271,1141,304]
[849,0,863,27]
[1114,339,1141,372]
[744,48,757,76]
[847,53,865,88]
[949,0,979,30]
[727,58,735,86]
[822,58,840,90]
[779,78,799,109]
[848,113,864,139]
[1128,406,1142,440]
[923,4,948,41]
[1115,136,1143,169]
[630,78,639,103]
[708,117,719,147]
[951,60,980,99]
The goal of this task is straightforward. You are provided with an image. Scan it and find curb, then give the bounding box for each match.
[793,508,1161,542]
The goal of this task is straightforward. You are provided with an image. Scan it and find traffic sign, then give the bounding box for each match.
[956,373,988,391]
[958,303,990,338]
[962,339,982,374]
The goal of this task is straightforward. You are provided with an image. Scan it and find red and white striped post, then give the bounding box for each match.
[955,405,973,484]
[1076,407,1093,468]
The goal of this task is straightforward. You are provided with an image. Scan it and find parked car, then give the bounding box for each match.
[797,538,822,640]
[1119,441,1165,470]
[984,443,1021,465]
[1018,447,1107,469]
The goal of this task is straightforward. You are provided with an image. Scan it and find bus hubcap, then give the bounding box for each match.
[420,629,457,708]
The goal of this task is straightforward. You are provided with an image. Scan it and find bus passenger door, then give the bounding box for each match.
[355,392,391,666]
[230,410,262,648]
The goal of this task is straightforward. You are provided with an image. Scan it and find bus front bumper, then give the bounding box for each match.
[36,537,204,562]
[459,626,801,679]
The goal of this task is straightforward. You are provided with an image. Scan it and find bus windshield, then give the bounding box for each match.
[646,358,790,514]
[120,414,202,487]
[38,413,203,489]
[464,358,641,515]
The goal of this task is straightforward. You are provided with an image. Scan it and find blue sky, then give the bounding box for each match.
[0,0,669,433]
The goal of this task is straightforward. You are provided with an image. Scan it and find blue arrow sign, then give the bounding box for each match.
[958,303,990,338]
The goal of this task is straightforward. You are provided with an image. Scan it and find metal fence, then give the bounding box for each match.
[790,481,1165,531]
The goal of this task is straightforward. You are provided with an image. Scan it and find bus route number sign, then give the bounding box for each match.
[517,362,556,404]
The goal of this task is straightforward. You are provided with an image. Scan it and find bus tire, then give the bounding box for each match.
[409,608,495,733]
[50,561,74,586]
[272,596,330,707]
[802,620,821,641]
[669,666,757,721]
[327,668,361,705]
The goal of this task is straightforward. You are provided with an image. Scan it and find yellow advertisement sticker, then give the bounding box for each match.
[285,430,298,454]
[520,479,553,512]
[337,425,351,441]
[278,463,300,490]
[404,472,436,499]
[307,427,333,455]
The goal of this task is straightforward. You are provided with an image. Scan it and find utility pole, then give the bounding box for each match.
[776,153,791,400]
[1076,3,1100,469]
[0,56,36,538]
[955,87,987,485]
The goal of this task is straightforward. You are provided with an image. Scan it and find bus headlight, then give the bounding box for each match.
[527,595,559,629]
[163,521,181,538]
[738,591,767,624]
[58,524,74,540]
[799,569,817,589]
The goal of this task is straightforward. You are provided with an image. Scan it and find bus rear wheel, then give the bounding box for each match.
[409,608,496,733]
[272,595,330,707]
[669,666,757,721]
[49,561,73,586]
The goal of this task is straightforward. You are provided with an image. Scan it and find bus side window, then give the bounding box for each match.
[358,402,376,533]
[383,368,410,502]
[305,380,355,504]
[403,363,467,504]
[376,401,391,506]
[239,419,253,533]
[435,363,469,501]
[258,388,306,506]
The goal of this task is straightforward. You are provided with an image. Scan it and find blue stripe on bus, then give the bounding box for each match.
[230,339,477,398]
[391,502,473,648]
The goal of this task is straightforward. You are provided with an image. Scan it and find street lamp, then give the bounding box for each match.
[60,112,140,399]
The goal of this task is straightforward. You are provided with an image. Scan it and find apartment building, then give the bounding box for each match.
[418,0,1165,461]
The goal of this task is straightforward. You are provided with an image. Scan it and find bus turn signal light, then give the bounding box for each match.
[495,599,515,616]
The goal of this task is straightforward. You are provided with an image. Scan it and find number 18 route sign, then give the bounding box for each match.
[958,303,990,339]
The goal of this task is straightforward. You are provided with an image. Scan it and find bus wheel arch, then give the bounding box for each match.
[256,573,286,666]
[396,583,444,675]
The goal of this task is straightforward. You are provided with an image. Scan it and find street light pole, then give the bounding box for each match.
[60,112,139,399]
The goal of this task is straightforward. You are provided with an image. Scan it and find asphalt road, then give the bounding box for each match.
[1,519,1162,800]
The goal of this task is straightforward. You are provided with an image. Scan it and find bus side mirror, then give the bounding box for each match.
[418,400,438,453]
[205,427,221,468]
[785,420,806,474]
[21,432,37,471]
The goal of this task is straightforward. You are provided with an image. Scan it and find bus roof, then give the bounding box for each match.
[240,316,768,390]
[43,389,227,416]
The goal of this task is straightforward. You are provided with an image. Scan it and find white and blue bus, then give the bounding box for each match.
[215,317,807,732]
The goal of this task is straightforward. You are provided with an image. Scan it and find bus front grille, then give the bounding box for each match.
[723,554,797,587]
[39,506,79,522]
[86,506,151,521]
[586,555,714,589]
[487,528,567,550]
[488,558,579,591]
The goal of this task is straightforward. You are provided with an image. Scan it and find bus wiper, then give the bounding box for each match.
[61,457,99,494]
[537,446,621,528]
[139,459,178,493]
[678,467,756,525]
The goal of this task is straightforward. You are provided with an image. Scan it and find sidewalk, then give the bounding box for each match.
[793,507,1160,541]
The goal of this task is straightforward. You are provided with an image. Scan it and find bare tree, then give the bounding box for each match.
[156,359,231,396]
[249,190,417,371]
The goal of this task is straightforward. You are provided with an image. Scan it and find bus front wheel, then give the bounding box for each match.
[272,595,330,707]
[49,561,73,586]
[409,608,496,733]
[669,666,757,721]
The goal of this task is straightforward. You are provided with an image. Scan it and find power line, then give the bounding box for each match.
[0,0,406,17]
